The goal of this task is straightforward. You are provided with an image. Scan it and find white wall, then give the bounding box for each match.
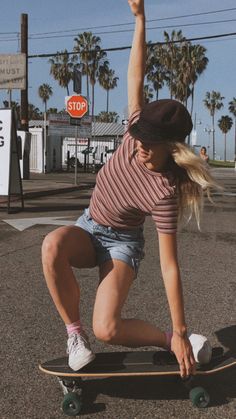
[28,128,43,173]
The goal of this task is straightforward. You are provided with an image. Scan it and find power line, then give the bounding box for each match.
[28,31,236,59]
[0,6,236,41]
[18,6,236,37]
[1,17,236,43]
[31,18,236,40]
[0,31,18,35]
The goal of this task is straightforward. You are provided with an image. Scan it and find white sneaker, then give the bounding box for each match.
[189,334,212,365]
[67,332,95,371]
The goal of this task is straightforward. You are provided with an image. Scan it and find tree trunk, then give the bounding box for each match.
[190,86,194,117]
[224,133,226,162]
[106,89,109,113]
[86,71,90,113]
[91,82,95,120]
[234,117,236,162]
[212,113,215,160]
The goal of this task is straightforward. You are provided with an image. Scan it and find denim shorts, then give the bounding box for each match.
[75,208,145,277]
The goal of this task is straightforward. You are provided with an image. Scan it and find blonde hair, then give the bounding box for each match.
[168,142,221,229]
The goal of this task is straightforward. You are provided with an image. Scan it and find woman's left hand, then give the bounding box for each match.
[171,333,196,378]
[128,0,145,17]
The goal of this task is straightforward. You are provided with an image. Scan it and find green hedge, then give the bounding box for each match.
[209,160,235,168]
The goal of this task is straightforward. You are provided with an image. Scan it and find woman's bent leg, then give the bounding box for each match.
[42,225,96,325]
[93,259,167,349]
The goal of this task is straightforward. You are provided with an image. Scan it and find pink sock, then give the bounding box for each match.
[165,331,173,350]
[66,320,82,336]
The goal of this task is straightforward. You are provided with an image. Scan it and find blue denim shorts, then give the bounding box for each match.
[75,208,145,277]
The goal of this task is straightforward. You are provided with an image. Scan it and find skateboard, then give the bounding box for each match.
[39,348,236,416]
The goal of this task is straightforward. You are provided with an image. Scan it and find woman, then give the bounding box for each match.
[42,0,216,378]
[200,146,209,163]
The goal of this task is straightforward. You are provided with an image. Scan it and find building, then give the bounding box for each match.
[28,115,125,173]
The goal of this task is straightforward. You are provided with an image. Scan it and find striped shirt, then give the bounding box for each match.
[89,111,178,234]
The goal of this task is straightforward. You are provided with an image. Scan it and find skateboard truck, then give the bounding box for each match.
[182,375,210,408]
[58,378,83,415]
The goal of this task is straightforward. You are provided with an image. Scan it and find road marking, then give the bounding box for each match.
[2,216,75,231]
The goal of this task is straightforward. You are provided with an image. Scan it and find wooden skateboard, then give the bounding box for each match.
[39,347,236,416]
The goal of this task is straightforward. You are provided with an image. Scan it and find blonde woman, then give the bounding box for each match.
[42,0,215,377]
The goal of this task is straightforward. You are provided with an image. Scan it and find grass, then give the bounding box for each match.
[209,160,235,168]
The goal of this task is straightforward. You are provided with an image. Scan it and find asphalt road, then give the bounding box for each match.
[0,169,236,419]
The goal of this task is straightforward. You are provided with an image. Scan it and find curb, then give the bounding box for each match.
[23,182,95,199]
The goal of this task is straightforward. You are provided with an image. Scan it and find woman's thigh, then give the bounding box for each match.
[42,225,97,269]
[93,259,135,327]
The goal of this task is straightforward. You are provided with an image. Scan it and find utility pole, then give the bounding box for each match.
[20,13,29,179]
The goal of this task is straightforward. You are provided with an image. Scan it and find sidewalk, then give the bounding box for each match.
[22,167,235,197]
[22,171,96,198]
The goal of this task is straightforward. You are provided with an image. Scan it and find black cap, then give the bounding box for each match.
[129,99,193,143]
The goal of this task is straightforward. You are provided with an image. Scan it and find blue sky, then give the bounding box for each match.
[0,0,236,159]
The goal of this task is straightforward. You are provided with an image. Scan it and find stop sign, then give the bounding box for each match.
[66,95,88,118]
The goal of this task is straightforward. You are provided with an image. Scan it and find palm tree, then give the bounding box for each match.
[162,30,185,99]
[203,91,224,160]
[47,107,58,116]
[3,100,21,120]
[38,84,53,113]
[146,42,166,100]
[218,115,233,161]
[89,51,108,119]
[228,97,236,162]
[74,32,107,115]
[49,50,77,96]
[98,64,119,113]
[28,103,42,120]
[179,42,208,113]
[96,111,119,123]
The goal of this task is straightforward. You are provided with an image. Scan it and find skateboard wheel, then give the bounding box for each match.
[62,393,82,416]
[189,386,210,408]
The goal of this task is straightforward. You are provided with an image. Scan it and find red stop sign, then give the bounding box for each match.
[66,95,88,118]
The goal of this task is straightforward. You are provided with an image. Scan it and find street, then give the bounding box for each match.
[0,169,236,419]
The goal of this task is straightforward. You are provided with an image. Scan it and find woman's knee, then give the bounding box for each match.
[93,318,120,344]
[42,228,66,265]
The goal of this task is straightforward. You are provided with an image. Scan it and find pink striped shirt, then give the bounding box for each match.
[89,111,178,234]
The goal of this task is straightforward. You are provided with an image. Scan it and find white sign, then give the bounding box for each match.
[0,109,11,195]
[49,114,92,138]
[0,109,22,204]
[0,54,26,90]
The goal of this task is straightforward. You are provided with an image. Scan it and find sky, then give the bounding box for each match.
[0,0,236,160]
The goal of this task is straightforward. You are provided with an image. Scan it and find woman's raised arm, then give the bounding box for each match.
[127,0,146,116]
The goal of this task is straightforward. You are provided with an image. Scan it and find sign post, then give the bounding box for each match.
[65,95,89,184]
[0,109,24,212]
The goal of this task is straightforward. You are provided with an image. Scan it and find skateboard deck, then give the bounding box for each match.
[39,348,236,415]
[39,347,235,378]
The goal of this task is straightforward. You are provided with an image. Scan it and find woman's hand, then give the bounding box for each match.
[171,333,196,378]
[128,0,145,17]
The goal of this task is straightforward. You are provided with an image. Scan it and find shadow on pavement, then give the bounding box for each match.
[215,325,236,358]
[78,327,236,415]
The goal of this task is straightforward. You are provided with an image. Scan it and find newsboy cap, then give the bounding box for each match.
[129,99,193,143]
